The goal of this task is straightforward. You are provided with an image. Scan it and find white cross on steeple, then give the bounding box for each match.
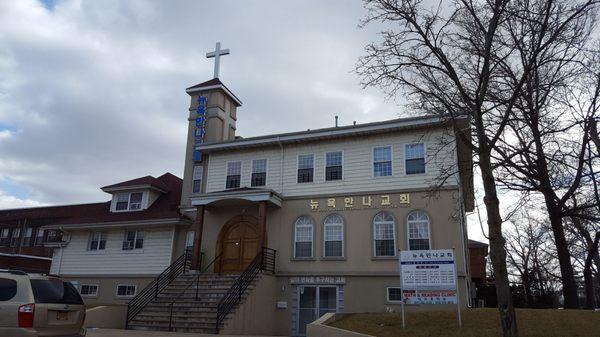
[206,42,230,79]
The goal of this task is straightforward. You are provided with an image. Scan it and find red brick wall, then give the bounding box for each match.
[469,247,488,281]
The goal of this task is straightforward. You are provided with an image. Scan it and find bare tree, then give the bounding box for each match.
[357,0,598,334]
[505,210,561,307]
[490,1,600,307]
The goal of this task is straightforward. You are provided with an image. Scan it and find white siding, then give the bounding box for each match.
[50,227,175,276]
[205,128,458,197]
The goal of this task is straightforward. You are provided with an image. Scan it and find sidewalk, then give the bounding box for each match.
[87,328,287,337]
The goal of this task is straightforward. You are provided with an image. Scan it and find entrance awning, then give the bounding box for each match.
[190,188,282,207]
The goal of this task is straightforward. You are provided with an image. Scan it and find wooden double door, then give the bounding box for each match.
[217,216,260,273]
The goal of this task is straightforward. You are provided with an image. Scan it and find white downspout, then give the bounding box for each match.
[57,246,64,275]
[56,227,66,275]
[453,136,471,307]
[277,136,284,194]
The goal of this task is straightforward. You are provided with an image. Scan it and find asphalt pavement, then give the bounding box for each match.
[87,328,286,337]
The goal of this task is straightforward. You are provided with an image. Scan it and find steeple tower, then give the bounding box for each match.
[180,42,242,207]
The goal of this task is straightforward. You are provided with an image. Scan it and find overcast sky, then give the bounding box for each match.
[0,0,489,241]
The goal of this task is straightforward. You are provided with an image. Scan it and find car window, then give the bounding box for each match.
[0,278,17,301]
[30,279,83,305]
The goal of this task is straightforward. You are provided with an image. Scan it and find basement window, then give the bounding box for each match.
[116,284,136,298]
[387,287,403,302]
[80,284,99,297]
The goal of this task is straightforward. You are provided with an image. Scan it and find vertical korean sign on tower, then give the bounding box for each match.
[399,249,462,327]
[193,96,208,161]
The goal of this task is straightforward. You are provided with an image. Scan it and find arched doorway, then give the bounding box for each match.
[216,215,260,273]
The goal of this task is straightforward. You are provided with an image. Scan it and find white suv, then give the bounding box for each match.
[0,270,86,337]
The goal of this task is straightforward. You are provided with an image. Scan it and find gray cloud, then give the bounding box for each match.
[0,0,395,203]
[0,0,487,242]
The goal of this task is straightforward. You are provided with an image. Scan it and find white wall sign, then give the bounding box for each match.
[399,249,462,327]
[400,249,456,292]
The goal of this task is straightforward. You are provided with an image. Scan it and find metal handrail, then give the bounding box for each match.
[215,247,276,333]
[167,253,222,331]
[126,248,193,327]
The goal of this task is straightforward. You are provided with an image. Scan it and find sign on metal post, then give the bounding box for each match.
[399,249,462,328]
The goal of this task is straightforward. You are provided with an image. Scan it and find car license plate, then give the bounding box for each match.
[56,311,68,321]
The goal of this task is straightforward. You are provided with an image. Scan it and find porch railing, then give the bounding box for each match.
[166,253,223,331]
[215,247,276,333]
[126,248,194,327]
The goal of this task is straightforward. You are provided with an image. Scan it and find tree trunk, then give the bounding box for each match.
[584,262,595,309]
[545,203,579,308]
[572,218,600,309]
[522,276,533,307]
[480,152,518,337]
[584,234,600,309]
[528,106,579,309]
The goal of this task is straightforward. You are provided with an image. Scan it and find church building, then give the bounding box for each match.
[0,43,477,336]
[174,43,475,336]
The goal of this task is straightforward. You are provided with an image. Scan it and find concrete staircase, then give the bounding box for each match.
[127,273,245,333]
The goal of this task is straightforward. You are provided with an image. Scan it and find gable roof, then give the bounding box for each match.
[186,78,223,90]
[196,115,467,153]
[101,173,175,193]
[0,173,187,229]
[185,78,242,106]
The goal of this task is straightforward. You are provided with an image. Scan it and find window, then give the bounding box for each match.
[22,227,33,247]
[251,159,267,187]
[88,231,106,251]
[405,143,425,174]
[373,212,396,257]
[408,211,431,250]
[115,193,129,211]
[294,216,314,258]
[129,192,143,210]
[323,214,344,257]
[185,230,195,249]
[115,192,144,211]
[10,228,20,247]
[116,284,136,297]
[325,152,343,181]
[226,161,241,189]
[373,146,392,177]
[123,231,144,250]
[297,154,314,183]
[0,228,9,246]
[35,229,45,246]
[192,165,203,193]
[387,287,403,302]
[0,278,17,301]
[80,284,99,297]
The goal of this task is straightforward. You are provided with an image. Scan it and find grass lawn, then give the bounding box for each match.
[329,308,600,337]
